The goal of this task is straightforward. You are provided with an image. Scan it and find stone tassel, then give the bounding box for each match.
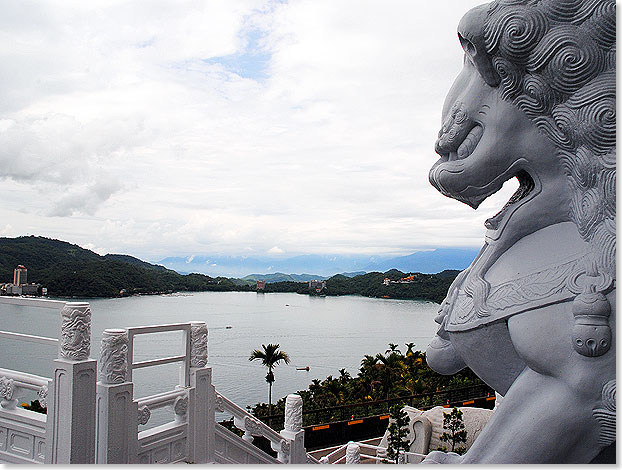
[572,262,611,357]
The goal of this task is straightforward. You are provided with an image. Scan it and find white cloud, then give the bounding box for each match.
[267,246,284,254]
[0,224,14,236]
[0,0,508,260]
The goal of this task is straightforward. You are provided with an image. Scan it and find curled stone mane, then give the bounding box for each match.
[483,0,616,282]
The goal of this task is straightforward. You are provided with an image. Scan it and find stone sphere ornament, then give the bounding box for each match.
[423,0,615,464]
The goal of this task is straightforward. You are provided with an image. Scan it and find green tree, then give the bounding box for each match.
[438,407,467,455]
[376,352,405,398]
[249,344,290,415]
[385,404,410,464]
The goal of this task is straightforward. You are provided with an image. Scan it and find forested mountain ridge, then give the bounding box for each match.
[263,269,459,304]
[0,236,460,302]
[0,236,249,297]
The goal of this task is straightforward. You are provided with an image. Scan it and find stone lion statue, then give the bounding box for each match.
[423,0,615,464]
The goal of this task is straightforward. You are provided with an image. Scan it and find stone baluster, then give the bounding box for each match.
[279,393,306,464]
[45,302,97,464]
[95,328,138,464]
[375,446,387,464]
[189,321,214,464]
[0,376,17,409]
[346,442,361,464]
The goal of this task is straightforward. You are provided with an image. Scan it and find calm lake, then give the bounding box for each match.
[0,292,439,413]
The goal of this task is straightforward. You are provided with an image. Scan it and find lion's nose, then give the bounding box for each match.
[435,101,470,156]
[435,139,449,157]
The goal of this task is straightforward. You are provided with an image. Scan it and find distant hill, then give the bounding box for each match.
[0,236,462,302]
[103,254,168,271]
[157,249,477,278]
[157,254,389,278]
[365,248,479,273]
[242,272,327,283]
[263,269,460,304]
[241,271,365,284]
[0,236,250,298]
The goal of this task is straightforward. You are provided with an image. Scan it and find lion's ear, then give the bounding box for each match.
[457,4,501,87]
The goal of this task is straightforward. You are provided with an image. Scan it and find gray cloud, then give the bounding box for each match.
[0,0,495,258]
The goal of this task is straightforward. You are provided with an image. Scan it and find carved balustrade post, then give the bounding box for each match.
[376,446,387,464]
[0,376,17,410]
[95,328,138,464]
[45,302,97,464]
[279,393,306,464]
[189,321,214,464]
[345,442,361,464]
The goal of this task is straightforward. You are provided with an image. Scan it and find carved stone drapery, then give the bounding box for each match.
[99,329,129,384]
[280,439,291,457]
[174,396,188,416]
[214,393,224,413]
[346,443,360,464]
[244,416,262,436]
[593,380,616,447]
[38,385,48,408]
[190,321,208,368]
[284,394,303,432]
[60,302,91,361]
[137,406,151,425]
[0,377,14,400]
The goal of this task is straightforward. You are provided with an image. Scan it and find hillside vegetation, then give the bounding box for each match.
[263,269,459,304]
[1,236,459,302]
[249,343,484,423]
[0,236,250,297]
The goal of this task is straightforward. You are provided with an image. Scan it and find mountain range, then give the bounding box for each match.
[0,236,463,303]
[157,248,479,278]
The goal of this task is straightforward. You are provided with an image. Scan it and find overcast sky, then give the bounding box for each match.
[0,0,519,262]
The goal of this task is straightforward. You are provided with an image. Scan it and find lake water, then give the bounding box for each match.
[0,292,439,414]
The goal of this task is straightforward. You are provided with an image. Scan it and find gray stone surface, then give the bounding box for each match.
[424,0,616,464]
[379,406,493,456]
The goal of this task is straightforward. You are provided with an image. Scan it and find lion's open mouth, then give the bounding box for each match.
[484,170,535,230]
[431,120,538,231]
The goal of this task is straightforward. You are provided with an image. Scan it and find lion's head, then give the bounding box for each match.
[429,0,615,281]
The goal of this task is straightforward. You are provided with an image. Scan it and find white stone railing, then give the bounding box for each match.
[214,391,313,464]
[0,297,97,464]
[125,322,192,385]
[0,299,346,464]
[0,368,50,410]
[318,441,426,464]
[216,392,290,461]
[96,322,202,464]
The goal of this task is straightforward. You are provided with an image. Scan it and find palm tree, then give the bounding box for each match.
[338,368,352,383]
[404,342,416,356]
[386,343,401,355]
[249,344,290,414]
[375,352,406,398]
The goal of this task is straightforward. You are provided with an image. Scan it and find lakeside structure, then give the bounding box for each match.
[1,265,47,297]
[308,280,326,294]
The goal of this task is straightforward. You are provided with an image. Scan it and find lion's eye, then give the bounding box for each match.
[458,33,477,58]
